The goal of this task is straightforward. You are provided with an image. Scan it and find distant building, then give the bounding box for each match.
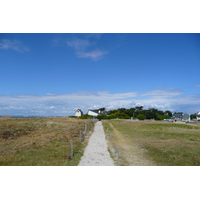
[87,110,99,116]
[87,108,107,116]
[182,114,190,122]
[75,109,83,117]
[172,113,190,121]
[196,111,200,122]
[172,113,183,121]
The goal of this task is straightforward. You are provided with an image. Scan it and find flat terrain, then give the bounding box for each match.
[78,121,114,166]
[0,117,94,166]
[103,120,200,166]
[2,117,199,166]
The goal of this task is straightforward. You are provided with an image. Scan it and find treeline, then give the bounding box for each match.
[103,106,172,120]
[70,106,173,120]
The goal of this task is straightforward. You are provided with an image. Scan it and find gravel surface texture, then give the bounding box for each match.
[78,121,114,166]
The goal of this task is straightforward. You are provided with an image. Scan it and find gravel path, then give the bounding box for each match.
[78,121,114,166]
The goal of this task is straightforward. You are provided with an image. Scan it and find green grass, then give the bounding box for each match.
[0,117,94,166]
[106,120,200,166]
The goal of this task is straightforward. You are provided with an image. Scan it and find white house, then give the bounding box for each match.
[182,114,190,122]
[75,109,83,117]
[87,109,99,116]
[87,108,107,117]
[172,113,190,121]
[196,111,200,122]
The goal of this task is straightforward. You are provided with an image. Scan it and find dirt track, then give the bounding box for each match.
[107,122,156,166]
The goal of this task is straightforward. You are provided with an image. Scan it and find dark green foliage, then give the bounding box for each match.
[110,107,172,120]
[164,110,172,117]
[79,114,94,119]
[191,114,197,119]
[156,115,171,120]
[71,106,173,120]
[137,114,145,120]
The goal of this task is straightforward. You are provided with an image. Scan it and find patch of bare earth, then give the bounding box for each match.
[107,122,156,166]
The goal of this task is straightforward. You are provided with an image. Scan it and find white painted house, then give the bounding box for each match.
[87,108,107,117]
[172,113,190,121]
[182,114,190,122]
[75,109,83,117]
[196,111,200,122]
[87,109,99,116]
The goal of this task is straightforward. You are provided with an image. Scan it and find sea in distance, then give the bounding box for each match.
[0,115,64,119]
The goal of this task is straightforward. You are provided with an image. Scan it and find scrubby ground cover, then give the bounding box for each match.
[0,117,94,166]
[103,120,200,166]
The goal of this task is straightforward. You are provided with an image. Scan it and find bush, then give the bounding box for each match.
[110,111,130,119]
[156,115,171,120]
[137,114,145,120]
[79,114,94,119]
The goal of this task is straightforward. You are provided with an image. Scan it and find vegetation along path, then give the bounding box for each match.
[105,121,156,166]
[78,121,114,166]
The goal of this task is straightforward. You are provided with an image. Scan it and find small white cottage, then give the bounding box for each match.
[87,108,107,116]
[196,111,200,122]
[75,109,83,117]
[87,109,99,116]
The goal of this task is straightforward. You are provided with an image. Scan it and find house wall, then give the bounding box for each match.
[197,112,200,122]
[75,111,82,117]
[182,114,190,121]
[88,110,98,116]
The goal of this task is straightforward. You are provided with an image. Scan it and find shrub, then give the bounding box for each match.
[110,111,130,119]
[79,114,94,119]
[156,115,171,120]
[137,114,145,120]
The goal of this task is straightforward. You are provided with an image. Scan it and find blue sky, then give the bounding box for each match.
[0,33,200,116]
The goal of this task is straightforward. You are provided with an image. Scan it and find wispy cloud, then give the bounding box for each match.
[53,34,108,60]
[1,89,200,116]
[66,37,108,60]
[141,88,184,98]
[66,39,91,51]
[76,49,108,60]
[0,39,30,52]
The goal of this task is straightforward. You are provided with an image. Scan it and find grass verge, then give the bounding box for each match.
[0,117,95,166]
[103,120,200,166]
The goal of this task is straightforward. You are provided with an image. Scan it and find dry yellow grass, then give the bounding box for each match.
[103,120,200,166]
[0,117,94,166]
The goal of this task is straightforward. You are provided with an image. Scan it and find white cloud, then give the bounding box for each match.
[0,89,200,116]
[141,88,184,98]
[49,106,56,109]
[67,39,91,51]
[0,39,30,52]
[66,36,108,60]
[77,50,108,60]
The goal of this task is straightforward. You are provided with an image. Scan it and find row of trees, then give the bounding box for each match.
[108,106,172,119]
[70,107,199,120]
[104,106,172,120]
[71,106,173,120]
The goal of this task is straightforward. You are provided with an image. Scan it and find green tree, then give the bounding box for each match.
[137,114,145,120]
[80,114,93,119]
[164,110,172,117]
[156,115,171,120]
[111,111,130,119]
[99,107,106,111]
[190,114,196,120]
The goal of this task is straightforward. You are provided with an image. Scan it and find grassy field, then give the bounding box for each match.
[103,120,200,166]
[0,117,94,166]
